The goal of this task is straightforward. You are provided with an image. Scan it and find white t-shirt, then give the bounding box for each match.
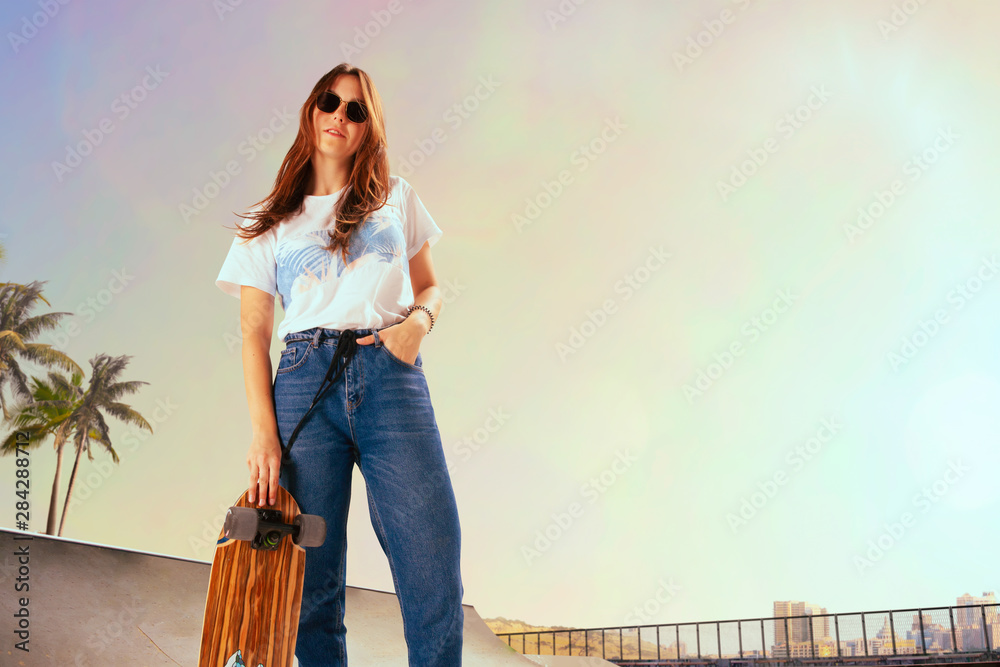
[215,175,442,340]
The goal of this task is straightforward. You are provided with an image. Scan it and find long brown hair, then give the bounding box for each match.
[228,63,391,266]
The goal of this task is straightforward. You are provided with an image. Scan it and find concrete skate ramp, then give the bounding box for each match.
[523,658,618,666]
[344,585,537,664]
[0,528,581,665]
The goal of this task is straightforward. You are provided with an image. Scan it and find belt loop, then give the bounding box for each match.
[311,328,322,348]
[372,328,380,347]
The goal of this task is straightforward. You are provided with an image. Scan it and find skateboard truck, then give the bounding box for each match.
[224,506,326,551]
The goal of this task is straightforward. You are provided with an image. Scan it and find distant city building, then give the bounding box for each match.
[773,601,831,645]
[661,640,686,659]
[773,600,835,657]
[835,617,918,656]
[907,612,953,652]
[955,591,998,651]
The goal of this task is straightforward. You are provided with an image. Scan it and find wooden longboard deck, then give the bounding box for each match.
[199,486,306,667]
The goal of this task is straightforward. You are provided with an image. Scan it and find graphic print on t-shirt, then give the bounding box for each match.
[275,210,405,311]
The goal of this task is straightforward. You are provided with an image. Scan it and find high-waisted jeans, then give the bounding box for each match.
[274,325,464,666]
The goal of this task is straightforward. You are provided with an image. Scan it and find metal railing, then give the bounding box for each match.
[495,602,999,665]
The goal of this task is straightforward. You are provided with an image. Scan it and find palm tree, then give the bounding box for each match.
[0,281,83,420]
[0,371,85,534]
[58,353,151,536]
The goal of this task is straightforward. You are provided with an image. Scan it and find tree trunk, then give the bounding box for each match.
[45,443,64,535]
[57,443,84,537]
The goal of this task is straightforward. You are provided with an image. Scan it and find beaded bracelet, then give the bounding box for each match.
[406,304,435,334]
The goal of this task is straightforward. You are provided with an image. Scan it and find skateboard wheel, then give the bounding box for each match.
[224,507,259,541]
[293,513,327,547]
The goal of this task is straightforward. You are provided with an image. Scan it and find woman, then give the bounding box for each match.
[215,63,464,666]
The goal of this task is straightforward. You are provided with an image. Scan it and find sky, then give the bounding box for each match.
[0,0,997,633]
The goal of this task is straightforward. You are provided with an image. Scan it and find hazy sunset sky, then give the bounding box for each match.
[1,0,997,630]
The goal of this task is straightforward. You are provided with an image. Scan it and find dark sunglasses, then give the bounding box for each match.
[316,91,368,123]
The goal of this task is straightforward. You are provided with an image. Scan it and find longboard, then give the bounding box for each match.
[198,486,326,667]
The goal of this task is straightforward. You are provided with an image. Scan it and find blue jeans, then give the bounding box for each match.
[274,325,464,666]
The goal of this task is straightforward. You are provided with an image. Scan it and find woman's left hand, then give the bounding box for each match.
[357,319,424,365]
